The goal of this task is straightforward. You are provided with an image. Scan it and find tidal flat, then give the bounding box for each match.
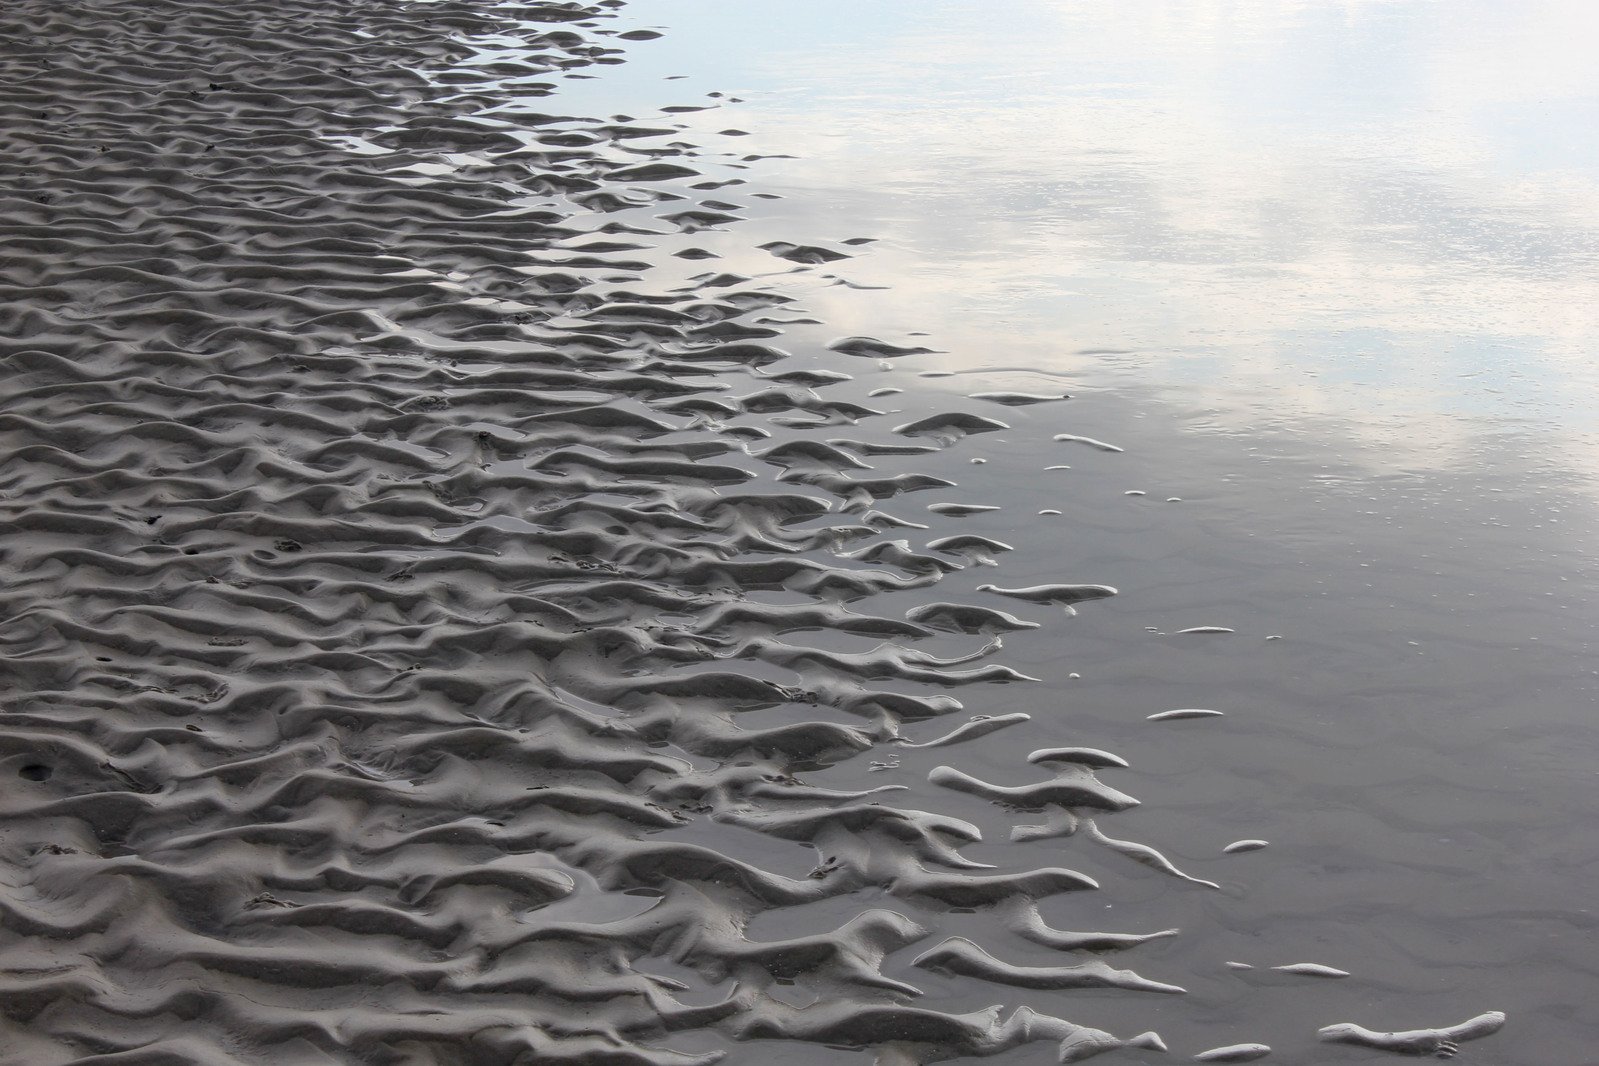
[1,1,1595,1064]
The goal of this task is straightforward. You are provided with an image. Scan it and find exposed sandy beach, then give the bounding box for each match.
[0,2,1154,1061]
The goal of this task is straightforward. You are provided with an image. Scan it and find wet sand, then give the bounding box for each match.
[3,1,1596,1064]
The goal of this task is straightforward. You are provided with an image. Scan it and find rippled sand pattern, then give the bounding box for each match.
[0,2,1513,1064]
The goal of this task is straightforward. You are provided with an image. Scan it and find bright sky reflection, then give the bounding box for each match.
[550,0,1599,470]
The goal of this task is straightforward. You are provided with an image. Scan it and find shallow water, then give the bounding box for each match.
[2,1,1596,1064]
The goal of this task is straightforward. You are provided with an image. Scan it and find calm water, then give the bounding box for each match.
[540,1,1599,1059]
[556,0,1599,437]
